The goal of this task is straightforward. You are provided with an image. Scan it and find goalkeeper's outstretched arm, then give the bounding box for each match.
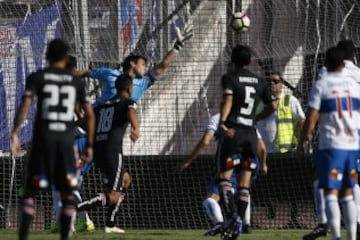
[154,24,193,77]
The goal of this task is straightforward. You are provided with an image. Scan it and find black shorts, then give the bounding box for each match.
[25,133,77,192]
[216,128,258,173]
[93,144,124,192]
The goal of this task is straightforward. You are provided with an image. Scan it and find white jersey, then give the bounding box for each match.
[343,60,360,83]
[308,71,360,150]
[206,113,262,139]
[318,60,360,83]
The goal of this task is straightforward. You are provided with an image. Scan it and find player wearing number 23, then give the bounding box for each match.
[10,39,95,240]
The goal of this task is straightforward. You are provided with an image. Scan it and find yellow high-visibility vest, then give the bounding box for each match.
[277,94,296,153]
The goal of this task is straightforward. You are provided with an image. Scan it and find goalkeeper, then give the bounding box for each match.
[177,112,268,236]
[75,24,193,234]
[76,24,193,105]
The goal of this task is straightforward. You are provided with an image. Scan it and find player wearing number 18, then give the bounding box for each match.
[217,45,276,239]
[77,74,139,231]
[10,38,95,240]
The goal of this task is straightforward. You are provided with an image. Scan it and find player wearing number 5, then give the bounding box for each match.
[10,39,95,240]
[77,74,139,232]
[217,45,276,239]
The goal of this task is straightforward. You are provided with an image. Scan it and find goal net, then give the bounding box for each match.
[1,0,360,230]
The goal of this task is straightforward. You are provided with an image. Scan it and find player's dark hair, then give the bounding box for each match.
[66,55,77,71]
[115,74,133,93]
[325,46,345,72]
[231,45,252,67]
[337,39,355,60]
[122,55,147,72]
[45,38,69,63]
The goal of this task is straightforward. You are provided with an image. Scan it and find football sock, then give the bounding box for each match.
[325,194,341,239]
[60,202,76,240]
[19,197,34,240]
[203,197,224,225]
[352,184,360,224]
[237,187,250,219]
[106,193,125,227]
[219,179,236,219]
[313,180,327,224]
[244,194,251,225]
[341,195,357,240]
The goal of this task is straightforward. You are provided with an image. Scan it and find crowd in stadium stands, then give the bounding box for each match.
[8,17,360,240]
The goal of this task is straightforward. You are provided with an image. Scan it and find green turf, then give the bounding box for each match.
[0,229,311,240]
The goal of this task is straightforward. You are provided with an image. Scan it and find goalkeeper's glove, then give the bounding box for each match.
[173,23,193,52]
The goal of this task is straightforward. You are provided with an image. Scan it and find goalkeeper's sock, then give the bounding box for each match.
[341,195,357,240]
[313,179,327,224]
[203,197,224,225]
[219,179,236,219]
[77,193,109,211]
[244,194,251,225]
[60,204,75,240]
[106,193,125,227]
[325,194,341,239]
[352,183,360,223]
[237,187,250,219]
[19,198,34,240]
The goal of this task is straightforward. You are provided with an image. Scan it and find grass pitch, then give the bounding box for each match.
[0,229,311,240]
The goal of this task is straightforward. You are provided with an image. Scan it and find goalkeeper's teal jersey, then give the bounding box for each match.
[90,67,157,106]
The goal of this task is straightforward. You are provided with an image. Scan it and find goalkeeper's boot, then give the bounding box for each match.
[302,223,328,240]
[204,222,223,236]
[75,220,95,232]
[357,222,360,240]
[105,225,125,233]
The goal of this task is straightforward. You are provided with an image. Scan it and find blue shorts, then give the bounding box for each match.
[207,173,238,195]
[74,134,93,175]
[357,152,360,173]
[315,149,358,190]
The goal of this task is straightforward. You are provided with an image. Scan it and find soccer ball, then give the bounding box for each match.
[229,12,250,32]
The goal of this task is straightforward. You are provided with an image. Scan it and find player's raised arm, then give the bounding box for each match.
[177,129,215,172]
[154,24,193,77]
